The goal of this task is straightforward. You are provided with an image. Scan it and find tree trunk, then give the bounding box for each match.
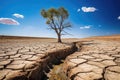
[57,34,62,43]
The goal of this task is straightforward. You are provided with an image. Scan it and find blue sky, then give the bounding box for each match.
[0,0,120,38]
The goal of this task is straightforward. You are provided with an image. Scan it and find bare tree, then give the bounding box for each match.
[41,7,71,43]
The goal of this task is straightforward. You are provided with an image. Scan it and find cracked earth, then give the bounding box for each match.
[63,40,120,80]
[0,39,120,80]
[0,40,71,80]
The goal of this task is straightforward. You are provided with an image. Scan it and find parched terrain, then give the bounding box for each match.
[0,36,120,80]
[0,39,75,80]
[63,40,120,80]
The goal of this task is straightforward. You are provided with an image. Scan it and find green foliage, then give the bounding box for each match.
[58,7,69,19]
[41,7,69,20]
[41,9,47,18]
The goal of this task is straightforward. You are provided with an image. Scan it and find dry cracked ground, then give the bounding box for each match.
[63,40,120,80]
[0,37,120,80]
[0,39,71,80]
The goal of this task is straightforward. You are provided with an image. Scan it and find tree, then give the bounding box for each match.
[41,7,71,43]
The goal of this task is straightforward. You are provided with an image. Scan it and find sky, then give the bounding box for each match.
[0,0,120,38]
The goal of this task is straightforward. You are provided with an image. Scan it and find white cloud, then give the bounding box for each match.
[0,18,20,25]
[13,13,24,18]
[77,9,80,12]
[80,25,91,29]
[118,16,120,20]
[81,7,97,12]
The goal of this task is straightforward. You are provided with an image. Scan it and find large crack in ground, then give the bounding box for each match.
[0,41,78,80]
[42,42,78,80]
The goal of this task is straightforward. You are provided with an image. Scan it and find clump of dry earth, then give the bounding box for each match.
[63,40,120,80]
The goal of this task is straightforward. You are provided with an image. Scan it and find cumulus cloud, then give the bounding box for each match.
[0,18,20,25]
[77,9,80,12]
[118,16,120,20]
[81,7,97,12]
[13,13,24,18]
[80,25,91,29]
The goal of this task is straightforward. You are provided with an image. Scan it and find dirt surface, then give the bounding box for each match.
[82,35,120,41]
[63,40,120,80]
[47,62,68,80]
[0,35,120,80]
[0,39,74,80]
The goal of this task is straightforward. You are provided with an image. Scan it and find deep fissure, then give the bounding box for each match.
[41,42,79,80]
